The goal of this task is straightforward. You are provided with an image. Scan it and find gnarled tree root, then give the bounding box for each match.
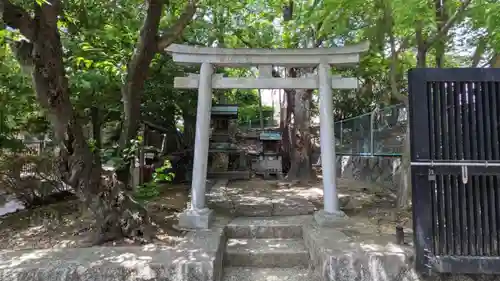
[85,179,154,245]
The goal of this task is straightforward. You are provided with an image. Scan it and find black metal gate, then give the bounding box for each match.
[409,68,500,275]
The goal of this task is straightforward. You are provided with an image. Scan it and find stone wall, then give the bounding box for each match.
[303,217,500,281]
[336,155,402,192]
[0,218,229,281]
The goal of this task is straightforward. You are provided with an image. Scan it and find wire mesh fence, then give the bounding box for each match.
[236,104,407,156]
[109,99,407,157]
[239,117,278,130]
[335,103,407,156]
[335,112,372,155]
[372,104,407,156]
[19,140,56,174]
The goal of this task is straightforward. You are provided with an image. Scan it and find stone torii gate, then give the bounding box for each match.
[166,43,369,229]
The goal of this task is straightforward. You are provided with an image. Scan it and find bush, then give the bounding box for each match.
[133,159,174,201]
[0,150,66,208]
[134,182,161,201]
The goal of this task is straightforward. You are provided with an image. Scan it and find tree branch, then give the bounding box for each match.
[425,0,472,48]
[396,35,413,54]
[491,53,500,68]
[0,0,35,40]
[156,1,198,51]
[313,18,325,47]
[119,0,163,148]
[180,35,203,46]
[234,32,254,48]
[471,37,486,67]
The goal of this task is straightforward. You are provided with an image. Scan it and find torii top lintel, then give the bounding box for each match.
[165,42,370,67]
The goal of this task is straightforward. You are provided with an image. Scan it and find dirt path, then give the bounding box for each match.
[0,184,190,250]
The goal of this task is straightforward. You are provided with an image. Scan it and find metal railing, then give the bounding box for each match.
[239,117,278,130]
[224,104,408,156]
[335,103,407,156]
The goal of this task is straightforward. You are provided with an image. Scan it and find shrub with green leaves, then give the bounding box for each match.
[133,159,175,201]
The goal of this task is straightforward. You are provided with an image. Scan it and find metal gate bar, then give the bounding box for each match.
[425,80,500,257]
[411,161,500,166]
[409,69,500,275]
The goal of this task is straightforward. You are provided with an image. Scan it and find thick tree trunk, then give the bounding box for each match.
[286,68,314,181]
[281,88,294,174]
[119,0,162,162]
[29,2,97,202]
[377,0,410,209]
[96,0,167,243]
[287,88,314,181]
[27,1,148,243]
[119,0,197,173]
[2,0,197,243]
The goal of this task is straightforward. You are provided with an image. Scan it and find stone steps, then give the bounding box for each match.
[223,267,321,281]
[225,238,309,268]
[225,216,307,239]
[222,216,317,281]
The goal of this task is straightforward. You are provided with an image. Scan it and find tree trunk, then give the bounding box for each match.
[491,53,500,68]
[287,88,314,181]
[281,86,294,174]
[286,68,314,181]
[118,0,197,178]
[29,0,97,209]
[118,0,163,168]
[377,0,410,209]
[382,0,402,103]
[90,106,102,149]
[27,1,148,244]
[162,107,181,153]
[434,0,448,67]
[396,127,411,209]
[182,110,197,148]
[2,0,197,243]
[396,0,470,209]
[94,0,166,243]
[471,39,486,67]
[394,20,429,209]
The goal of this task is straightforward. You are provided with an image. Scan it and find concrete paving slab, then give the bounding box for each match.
[223,267,321,281]
[208,180,319,217]
[225,238,309,268]
[226,216,310,239]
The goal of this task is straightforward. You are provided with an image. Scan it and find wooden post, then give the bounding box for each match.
[139,123,146,186]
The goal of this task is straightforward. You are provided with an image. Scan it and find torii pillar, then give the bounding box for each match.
[166,43,369,229]
[313,62,346,226]
[176,62,215,229]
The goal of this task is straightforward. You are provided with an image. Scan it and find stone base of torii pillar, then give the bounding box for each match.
[178,207,214,230]
[314,209,347,227]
